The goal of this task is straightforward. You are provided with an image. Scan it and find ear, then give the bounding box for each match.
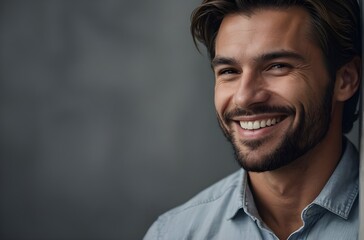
[334,56,361,102]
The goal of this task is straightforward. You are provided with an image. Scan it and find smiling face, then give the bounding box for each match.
[213,8,334,172]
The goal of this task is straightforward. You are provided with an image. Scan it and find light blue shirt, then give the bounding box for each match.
[144,139,359,239]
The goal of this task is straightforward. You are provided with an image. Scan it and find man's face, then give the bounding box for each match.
[213,8,334,172]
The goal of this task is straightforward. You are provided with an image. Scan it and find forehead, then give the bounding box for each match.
[215,7,316,58]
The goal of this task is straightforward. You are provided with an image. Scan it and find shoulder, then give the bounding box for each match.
[144,170,243,239]
[168,169,242,214]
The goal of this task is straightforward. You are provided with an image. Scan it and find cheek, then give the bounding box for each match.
[214,84,233,115]
[269,78,319,108]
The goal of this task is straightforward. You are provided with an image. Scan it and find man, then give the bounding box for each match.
[144,0,361,239]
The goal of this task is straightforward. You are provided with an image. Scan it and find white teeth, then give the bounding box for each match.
[266,119,271,126]
[253,121,260,129]
[260,120,266,128]
[239,117,281,130]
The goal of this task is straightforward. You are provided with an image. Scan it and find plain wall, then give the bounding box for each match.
[1,1,237,239]
[0,1,359,240]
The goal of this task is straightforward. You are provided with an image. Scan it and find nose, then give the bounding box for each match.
[233,71,270,108]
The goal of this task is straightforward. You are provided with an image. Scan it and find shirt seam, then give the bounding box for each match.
[176,184,237,214]
[165,183,239,217]
[154,183,239,239]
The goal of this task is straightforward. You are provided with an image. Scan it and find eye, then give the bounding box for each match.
[266,63,292,75]
[270,63,288,69]
[217,68,240,76]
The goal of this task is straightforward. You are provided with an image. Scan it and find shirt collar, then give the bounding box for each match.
[312,139,359,219]
[226,169,246,220]
[227,138,359,221]
[226,168,262,221]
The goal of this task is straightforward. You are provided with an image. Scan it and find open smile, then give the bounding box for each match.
[239,117,282,130]
[231,115,289,141]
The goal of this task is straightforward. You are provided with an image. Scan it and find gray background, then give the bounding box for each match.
[0,1,359,240]
[1,1,237,239]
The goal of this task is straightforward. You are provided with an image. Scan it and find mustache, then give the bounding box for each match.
[223,105,295,121]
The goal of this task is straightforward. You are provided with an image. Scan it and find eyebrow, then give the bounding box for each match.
[211,50,306,69]
[255,50,306,63]
[211,57,239,69]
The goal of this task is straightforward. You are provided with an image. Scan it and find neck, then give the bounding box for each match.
[248,120,343,239]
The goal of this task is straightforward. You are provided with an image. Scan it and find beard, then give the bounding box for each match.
[217,83,334,172]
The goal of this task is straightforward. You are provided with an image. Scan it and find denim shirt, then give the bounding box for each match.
[144,140,359,240]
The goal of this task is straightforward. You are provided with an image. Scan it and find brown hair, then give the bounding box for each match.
[191,0,361,133]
